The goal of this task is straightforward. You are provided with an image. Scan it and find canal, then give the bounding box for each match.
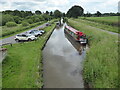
[42,24,86,88]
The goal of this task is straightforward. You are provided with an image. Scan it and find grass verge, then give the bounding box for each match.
[68,19,119,88]
[2,24,55,88]
[76,18,119,33]
[80,16,119,26]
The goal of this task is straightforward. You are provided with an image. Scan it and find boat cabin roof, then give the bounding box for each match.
[65,25,84,36]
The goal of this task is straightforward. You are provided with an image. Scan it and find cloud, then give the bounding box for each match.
[0,0,119,13]
[0,1,6,5]
[12,2,38,6]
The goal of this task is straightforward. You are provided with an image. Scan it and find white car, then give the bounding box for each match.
[14,34,37,42]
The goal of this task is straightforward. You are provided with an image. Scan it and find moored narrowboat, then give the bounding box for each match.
[64,25,88,44]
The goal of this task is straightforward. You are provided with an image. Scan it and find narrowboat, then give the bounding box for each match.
[64,25,88,44]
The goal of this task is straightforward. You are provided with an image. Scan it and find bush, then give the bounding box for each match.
[27,19,33,24]
[13,16,22,24]
[33,18,40,23]
[22,21,29,26]
[2,14,14,26]
[6,22,17,27]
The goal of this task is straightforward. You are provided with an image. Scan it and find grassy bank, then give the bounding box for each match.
[74,18,119,33]
[80,16,119,26]
[2,24,55,88]
[1,21,46,39]
[68,19,119,88]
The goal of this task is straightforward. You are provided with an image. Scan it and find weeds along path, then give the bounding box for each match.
[68,19,119,88]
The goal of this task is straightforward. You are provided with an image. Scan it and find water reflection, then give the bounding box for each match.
[43,24,85,88]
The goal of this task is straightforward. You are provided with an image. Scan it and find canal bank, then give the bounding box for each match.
[42,24,86,88]
[2,24,56,88]
[68,19,119,88]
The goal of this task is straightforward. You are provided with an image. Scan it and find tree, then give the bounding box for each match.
[13,16,22,24]
[66,5,84,18]
[2,10,13,15]
[13,10,22,17]
[50,11,53,16]
[35,10,42,15]
[20,11,26,18]
[45,11,49,15]
[2,10,35,18]
[95,11,102,17]
[54,10,62,18]
[2,14,14,26]
[84,12,92,17]
[42,14,51,21]
[116,12,120,16]
[25,11,33,17]
[62,13,66,17]
[0,12,2,26]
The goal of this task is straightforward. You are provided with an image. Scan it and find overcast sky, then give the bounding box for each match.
[0,0,119,13]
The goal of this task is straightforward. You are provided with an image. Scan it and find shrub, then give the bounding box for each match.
[13,16,22,24]
[2,14,14,26]
[33,18,40,23]
[27,19,33,24]
[6,22,17,27]
[22,21,29,26]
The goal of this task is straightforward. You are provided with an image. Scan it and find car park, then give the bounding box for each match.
[14,34,37,42]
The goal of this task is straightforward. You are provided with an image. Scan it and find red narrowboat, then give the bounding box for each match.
[64,25,88,44]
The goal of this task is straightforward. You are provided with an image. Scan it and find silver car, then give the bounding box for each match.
[39,30,45,34]
[31,30,43,34]
[26,30,42,37]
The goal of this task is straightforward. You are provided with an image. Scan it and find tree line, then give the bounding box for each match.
[1,10,64,26]
[83,11,120,17]
[66,5,120,18]
[1,5,120,26]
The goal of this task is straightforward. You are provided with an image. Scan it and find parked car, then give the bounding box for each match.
[39,30,45,34]
[31,30,44,34]
[26,30,42,37]
[46,23,51,26]
[15,34,37,42]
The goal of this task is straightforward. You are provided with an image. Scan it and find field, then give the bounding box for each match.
[68,19,119,88]
[79,16,119,33]
[80,16,119,26]
[2,24,55,88]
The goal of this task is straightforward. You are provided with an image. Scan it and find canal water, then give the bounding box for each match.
[42,24,86,88]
